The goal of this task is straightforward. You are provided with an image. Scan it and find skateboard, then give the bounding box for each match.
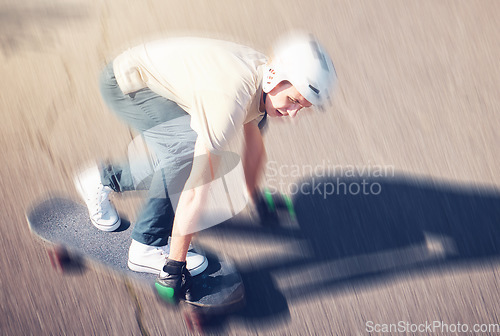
[26,197,245,332]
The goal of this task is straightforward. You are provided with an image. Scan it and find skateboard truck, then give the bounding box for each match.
[46,244,84,273]
[155,283,214,333]
[47,245,71,272]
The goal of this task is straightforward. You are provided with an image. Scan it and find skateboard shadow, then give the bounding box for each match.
[205,174,500,326]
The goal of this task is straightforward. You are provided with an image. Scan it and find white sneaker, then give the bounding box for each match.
[128,239,208,276]
[74,165,121,232]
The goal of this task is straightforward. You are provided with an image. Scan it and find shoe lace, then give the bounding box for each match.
[156,245,169,257]
[89,184,112,217]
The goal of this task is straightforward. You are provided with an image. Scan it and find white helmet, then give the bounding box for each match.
[263,33,337,106]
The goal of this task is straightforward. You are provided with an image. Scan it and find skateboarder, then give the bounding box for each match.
[74,34,336,299]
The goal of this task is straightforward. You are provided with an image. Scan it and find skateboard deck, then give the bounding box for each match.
[27,197,245,328]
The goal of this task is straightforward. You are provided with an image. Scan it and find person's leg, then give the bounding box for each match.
[124,105,197,246]
[98,62,186,192]
[125,112,207,275]
[74,62,168,232]
[97,62,207,274]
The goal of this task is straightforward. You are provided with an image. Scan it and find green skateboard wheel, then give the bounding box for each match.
[262,188,295,220]
[155,282,177,305]
[263,188,276,212]
[282,194,296,220]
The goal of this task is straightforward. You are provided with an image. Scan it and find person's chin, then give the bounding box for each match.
[268,109,285,118]
[268,112,289,125]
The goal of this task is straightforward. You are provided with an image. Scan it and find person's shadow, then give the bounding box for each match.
[202,174,500,327]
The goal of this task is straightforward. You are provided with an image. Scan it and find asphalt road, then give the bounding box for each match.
[1,0,499,334]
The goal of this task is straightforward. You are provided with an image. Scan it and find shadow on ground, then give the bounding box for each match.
[204,174,500,326]
[26,174,500,332]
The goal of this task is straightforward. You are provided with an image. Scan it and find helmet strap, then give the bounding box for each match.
[259,90,268,113]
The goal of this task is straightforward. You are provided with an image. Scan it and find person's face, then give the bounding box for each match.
[265,81,312,118]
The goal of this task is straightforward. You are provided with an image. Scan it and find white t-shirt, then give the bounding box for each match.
[113,37,267,153]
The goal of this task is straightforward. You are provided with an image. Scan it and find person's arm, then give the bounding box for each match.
[169,138,220,262]
[243,121,266,201]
